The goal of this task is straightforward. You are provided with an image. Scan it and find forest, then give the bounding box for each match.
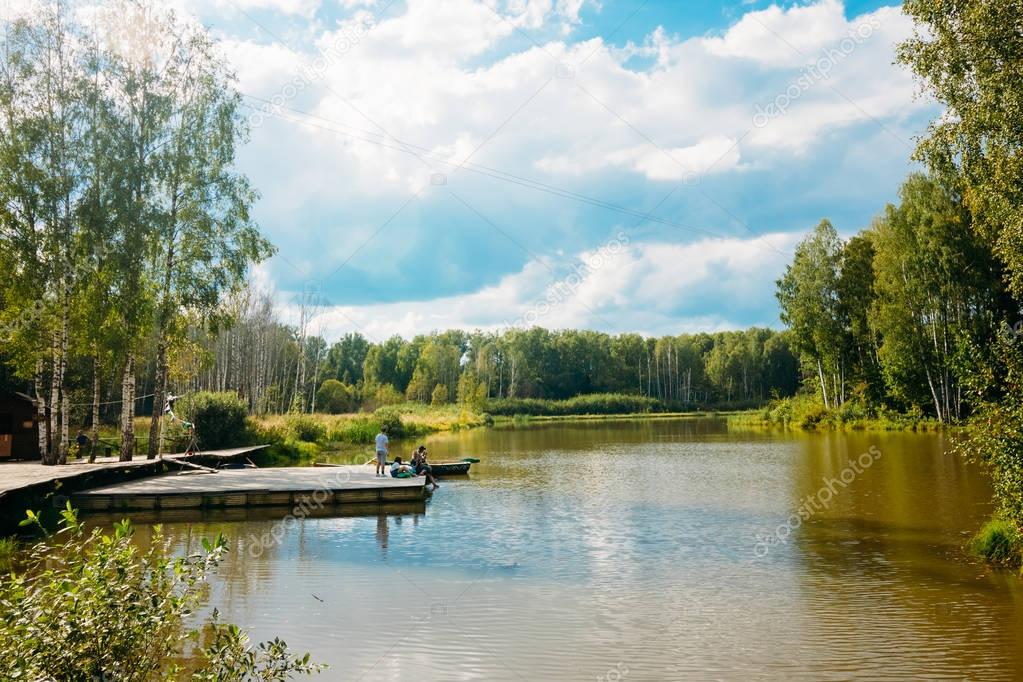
[175,302,800,415]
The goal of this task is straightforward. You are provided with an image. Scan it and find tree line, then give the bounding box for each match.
[0,1,272,463]
[172,302,800,415]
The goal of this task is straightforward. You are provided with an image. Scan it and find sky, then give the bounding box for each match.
[159,0,937,341]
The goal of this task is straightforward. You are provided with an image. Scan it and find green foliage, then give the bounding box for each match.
[324,417,378,444]
[487,393,659,416]
[968,518,1022,568]
[457,371,488,411]
[283,414,327,443]
[178,392,249,449]
[371,383,405,408]
[359,327,797,410]
[373,406,405,438]
[960,340,1023,527]
[776,220,847,408]
[315,379,357,414]
[430,383,448,406]
[748,395,940,431]
[0,504,322,680]
[870,174,1002,421]
[0,1,274,462]
[775,174,1009,423]
[0,537,16,572]
[898,0,1023,565]
[323,332,370,384]
[899,0,1023,299]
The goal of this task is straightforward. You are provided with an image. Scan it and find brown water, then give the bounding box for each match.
[121,418,1023,680]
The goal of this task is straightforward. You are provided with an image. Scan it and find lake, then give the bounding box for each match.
[117,417,1023,680]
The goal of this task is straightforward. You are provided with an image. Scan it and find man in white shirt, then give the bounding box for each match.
[374,427,389,477]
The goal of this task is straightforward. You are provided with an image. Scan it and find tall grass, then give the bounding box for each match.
[968,518,1023,568]
[0,537,17,572]
[486,393,659,417]
[245,404,489,464]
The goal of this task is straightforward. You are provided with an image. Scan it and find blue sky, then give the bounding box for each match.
[168,0,936,341]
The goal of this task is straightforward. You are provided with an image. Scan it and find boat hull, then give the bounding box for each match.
[429,461,472,476]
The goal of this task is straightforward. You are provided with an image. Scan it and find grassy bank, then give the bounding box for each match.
[247,404,490,464]
[729,395,945,432]
[968,518,1023,572]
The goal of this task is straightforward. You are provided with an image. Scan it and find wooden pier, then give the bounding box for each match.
[71,466,426,512]
[0,446,267,532]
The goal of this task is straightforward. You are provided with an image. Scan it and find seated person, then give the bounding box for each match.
[411,445,439,491]
[390,456,416,478]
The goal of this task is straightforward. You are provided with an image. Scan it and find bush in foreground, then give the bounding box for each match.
[0,505,323,681]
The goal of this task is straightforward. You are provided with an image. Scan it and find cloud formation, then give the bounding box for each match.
[283,231,803,340]
[171,0,933,338]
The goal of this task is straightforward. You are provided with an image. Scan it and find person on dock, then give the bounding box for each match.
[374,427,389,477]
[390,456,415,478]
[412,445,439,491]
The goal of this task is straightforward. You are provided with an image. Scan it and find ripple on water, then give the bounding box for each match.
[143,420,1022,681]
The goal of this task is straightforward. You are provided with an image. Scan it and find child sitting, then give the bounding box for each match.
[390,456,416,478]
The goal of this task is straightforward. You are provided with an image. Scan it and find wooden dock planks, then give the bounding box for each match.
[0,446,270,499]
[70,466,427,512]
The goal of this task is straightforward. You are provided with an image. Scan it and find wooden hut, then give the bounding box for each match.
[0,393,40,460]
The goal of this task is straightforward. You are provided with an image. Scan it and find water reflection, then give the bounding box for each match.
[104,418,1023,680]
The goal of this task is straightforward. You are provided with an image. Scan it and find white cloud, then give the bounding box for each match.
[209,0,931,331]
[225,0,924,218]
[616,136,744,181]
[291,232,801,340]
[703,0,850,66]
[218,0,321,18]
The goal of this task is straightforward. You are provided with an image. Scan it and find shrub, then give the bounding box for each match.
[373,406,405,438]
[283,414,327,443]
[798,402,831,429]
[968,518,1023,567]
[177,391,248,449]
[0,505,323,681]
[315,379,358,414]
[430,384,448,406]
